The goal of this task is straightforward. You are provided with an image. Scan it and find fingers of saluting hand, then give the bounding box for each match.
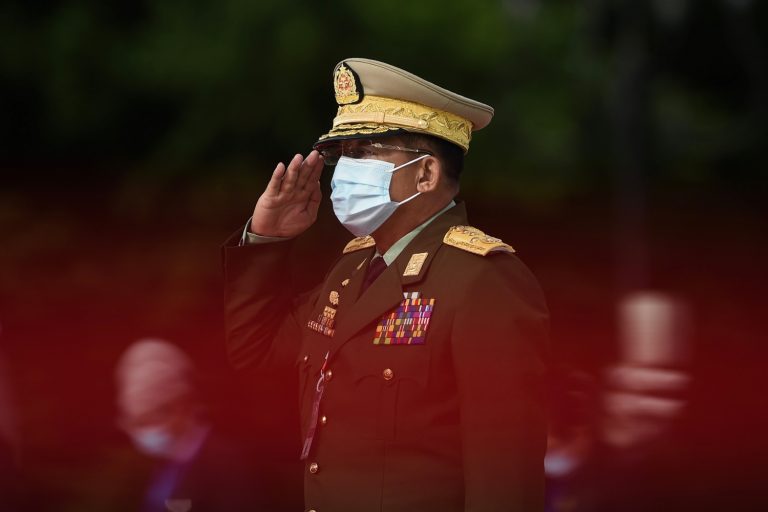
[264,151,323,202]
[308,150,324,186]
[278,153,304,196]
[305,178,322,213]
[296,150,322,191]
[264,160,287,198]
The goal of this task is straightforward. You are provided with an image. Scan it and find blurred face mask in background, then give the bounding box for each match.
[544,450,583,478]
[130,425,176,458]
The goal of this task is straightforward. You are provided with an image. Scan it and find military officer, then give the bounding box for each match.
[223,58,549,511]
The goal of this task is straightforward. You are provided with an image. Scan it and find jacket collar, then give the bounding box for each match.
[329,202,468,355]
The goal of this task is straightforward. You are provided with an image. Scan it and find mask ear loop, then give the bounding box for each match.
[390,153,430,205]
[387,153,430,173]
[397,190,421,206]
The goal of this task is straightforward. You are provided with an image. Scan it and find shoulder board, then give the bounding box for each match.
[343,235,376,254]
[443,225,515,256]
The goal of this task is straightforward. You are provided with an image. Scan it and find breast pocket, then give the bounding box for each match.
[350,345,431,440]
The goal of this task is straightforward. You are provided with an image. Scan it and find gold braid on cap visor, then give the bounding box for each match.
[317,95,473,152]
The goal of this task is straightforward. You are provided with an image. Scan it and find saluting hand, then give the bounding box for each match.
[250,151,324,238]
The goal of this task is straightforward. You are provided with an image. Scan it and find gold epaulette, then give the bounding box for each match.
[343,235,376,254]
[443,225,515,256]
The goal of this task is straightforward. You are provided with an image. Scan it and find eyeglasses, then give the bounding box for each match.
[317,139,433,166]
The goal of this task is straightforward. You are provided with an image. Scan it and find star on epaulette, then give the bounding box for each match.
[343,235,376,254]
[443,225,515,256]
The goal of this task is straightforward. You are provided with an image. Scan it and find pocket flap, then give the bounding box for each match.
[350,345,431,388]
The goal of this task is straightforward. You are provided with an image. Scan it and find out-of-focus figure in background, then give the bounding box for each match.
[595,292,692,511]
[545,292,692,512]
[115,338,262,512]
[603,292,690,451]
[545,366,600,512]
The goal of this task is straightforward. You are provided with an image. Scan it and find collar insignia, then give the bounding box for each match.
[403,252,428,277]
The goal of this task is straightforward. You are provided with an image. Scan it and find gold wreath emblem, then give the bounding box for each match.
[334,64,360,105]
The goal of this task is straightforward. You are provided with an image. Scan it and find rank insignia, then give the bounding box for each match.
[344,236,375,254]
[443,225,515,256]
[373,292,434,345]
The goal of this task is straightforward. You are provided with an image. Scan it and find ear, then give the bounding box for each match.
[415,156,442,193]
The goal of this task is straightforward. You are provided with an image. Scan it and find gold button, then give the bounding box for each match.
[309,462,319,474]
[303,355,309,363]
[324,369,333,381]
[383,368,394,380]
[320,415,327,425]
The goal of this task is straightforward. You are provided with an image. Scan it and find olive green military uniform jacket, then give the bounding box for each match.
[223,203,549,512]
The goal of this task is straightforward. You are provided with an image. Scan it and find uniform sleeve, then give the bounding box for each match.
[451,254,550,512]
[223,230,320,466]
[222,230,315,375]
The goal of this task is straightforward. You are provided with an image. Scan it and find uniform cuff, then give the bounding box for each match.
[240,217,293,246]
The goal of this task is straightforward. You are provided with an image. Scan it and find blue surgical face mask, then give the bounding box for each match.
[544,450,583,478]
[330,154,429,237]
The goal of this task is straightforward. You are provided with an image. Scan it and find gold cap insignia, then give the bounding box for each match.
[443,225,515,256]
[334,63,361,105]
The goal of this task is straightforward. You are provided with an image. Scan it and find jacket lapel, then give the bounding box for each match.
[304,248,373,339]
[330,262,404,353]
[328,203,469,355]
[340,248,375,306]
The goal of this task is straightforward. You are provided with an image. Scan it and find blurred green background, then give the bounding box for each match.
[0,0,766,510]
[3,0,765,206]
